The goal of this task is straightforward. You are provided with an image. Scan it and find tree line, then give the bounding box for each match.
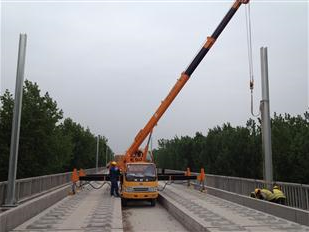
[153,113,309,184]
[1,80,308,184]
[0,80,113,181]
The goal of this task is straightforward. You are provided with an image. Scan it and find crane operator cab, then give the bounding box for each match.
[121,162,158,206]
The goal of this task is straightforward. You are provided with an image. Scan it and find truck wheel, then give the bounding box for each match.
[121,198,127,207]
[150,199,156,206]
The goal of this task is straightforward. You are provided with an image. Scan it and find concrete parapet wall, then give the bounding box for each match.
[158,192,206,232]
[203,185,309,226]
[111,197,124,232]
[159,184,309,231]
[0,185,71,232]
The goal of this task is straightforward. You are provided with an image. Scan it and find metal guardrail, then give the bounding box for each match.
[2,168,307,211]
[163,169,309,211]
[0,167,103,206]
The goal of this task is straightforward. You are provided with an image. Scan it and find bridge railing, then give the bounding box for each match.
[163,169,309,210]
[0,167,103,206]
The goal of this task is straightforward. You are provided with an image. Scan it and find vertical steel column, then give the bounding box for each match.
[5,34,27,206]
[96,135,99,173]
[260,47,273,189]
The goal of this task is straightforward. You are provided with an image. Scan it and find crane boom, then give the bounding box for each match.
[125,0,249,163]
[79,0,250,207]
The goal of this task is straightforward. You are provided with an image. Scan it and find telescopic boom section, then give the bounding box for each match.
[125,0,249,163]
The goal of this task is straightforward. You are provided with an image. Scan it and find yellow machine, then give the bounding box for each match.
[80,0,249,207]
[121,162,158,206]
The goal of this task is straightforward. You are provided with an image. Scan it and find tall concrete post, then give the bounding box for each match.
[96,135,99,173]
[105,145,108,167]
[260,47,273,188]
[5,34,27,206]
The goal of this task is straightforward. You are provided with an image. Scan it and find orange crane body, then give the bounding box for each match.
[123,0,249,167]
[124,73,189,163]
[80,0,249,207]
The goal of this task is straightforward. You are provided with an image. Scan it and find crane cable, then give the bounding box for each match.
[245,2,260,117]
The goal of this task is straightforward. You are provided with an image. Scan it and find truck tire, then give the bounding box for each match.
[121,198,127,207]
[150,199,156,206]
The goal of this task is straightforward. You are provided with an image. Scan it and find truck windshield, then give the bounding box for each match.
[126,164,156,181]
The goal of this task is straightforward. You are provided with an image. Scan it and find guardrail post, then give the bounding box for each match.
[186,168,191,187]
[96,135,100,173]
[305,187,309,210]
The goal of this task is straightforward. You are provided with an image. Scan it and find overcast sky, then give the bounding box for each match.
[1,1,308,154]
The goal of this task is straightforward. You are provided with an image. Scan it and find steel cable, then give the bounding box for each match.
[245,3,260,117]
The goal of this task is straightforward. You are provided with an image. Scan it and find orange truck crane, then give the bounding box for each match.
[80,0,249,206]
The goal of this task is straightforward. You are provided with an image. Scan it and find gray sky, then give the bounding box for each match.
[1,1,308,154]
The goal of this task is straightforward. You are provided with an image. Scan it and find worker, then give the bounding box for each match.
[255,188,276,202]
[272,185,286,205]
[109,161,120,197]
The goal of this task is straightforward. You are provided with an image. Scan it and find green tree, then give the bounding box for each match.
[0,80,113,181]
[271,113,309,183]
[154,112,308,183]
[0,90,14,180]
[17,80,70,177]
[60,118,110,170]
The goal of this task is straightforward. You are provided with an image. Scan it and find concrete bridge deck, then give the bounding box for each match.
[160,184,309,232]
[6,182,309,232]
[12,184,122,232]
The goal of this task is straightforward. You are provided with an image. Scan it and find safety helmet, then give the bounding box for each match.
[111,161,117,166]
[273,185,279,189]
[254,188,260,194]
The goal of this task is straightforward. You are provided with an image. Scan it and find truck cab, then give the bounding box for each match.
[121,162,158,206]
